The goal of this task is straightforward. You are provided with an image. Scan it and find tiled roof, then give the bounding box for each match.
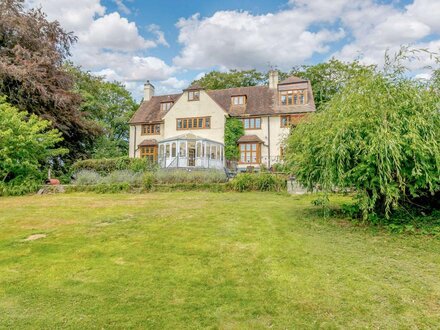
[138,139,158,146]
[279,76,308,84]
[129,76,316,124]
[129,94,181,124]
[237,135,264,143]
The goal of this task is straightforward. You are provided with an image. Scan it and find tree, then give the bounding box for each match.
[67,65,138,158]
[224,118,244,161]
[0,97,66,192]
[285,60,440,218]
[290,59,373,111]
[192,69,266,90]
[0,0,100,160]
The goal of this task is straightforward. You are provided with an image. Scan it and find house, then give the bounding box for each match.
[129,71,315,170]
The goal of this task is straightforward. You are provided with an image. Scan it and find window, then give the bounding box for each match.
[232,95,246,105]
[279,89,307,105]
[140,146,157,163]
[176,117,211,130]
[239,143,260,164]
[242,117,261,129]
[160,102,173,111]
[179,142,186,157]
[166,144,170,157]
[280,114,306,128]
[171,143,176,157]
[188,90,200,101]
[141,124,160,135]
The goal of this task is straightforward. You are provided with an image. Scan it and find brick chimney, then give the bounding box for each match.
[143,81,155,102]
[269,70,279,89]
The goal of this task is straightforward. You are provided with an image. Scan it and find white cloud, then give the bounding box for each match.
[174,10,345,70]
[113,0,131,15]
[81,12,156,50]
[26,0,177,100]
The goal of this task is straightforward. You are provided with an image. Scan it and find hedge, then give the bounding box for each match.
[72,157,156,175]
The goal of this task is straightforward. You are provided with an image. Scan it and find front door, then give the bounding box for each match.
[188,148,195,166]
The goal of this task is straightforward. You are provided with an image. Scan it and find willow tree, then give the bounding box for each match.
[285,57,440,218]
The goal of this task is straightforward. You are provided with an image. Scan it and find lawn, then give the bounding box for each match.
[0,192,439,329]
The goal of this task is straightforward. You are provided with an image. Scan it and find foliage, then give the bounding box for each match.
[154,169,227,184]
[192,69,266,90]
[100,170,143,186]
[66,64,138,158]
[224,118,245,161]
[142,172,155,190]
[72,157,156,175]
[0,177,42,196]
[290,58,373,111]
[0,98,66,192]
[286,54,440,219]
[0,0,100,160]
[229,173,287,192]
[74,170,101,185]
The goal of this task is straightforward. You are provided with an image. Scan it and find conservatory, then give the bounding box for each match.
[157,133,225,169]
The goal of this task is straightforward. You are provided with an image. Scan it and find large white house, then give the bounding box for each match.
[129,71,315,170]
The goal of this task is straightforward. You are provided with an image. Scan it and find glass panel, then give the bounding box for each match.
[188,119,192,128]
[281,95,287,105]
[244,119,249,129]
[177,120,182,129]
[252,154,257,163]
[166,144,170,157]
[205,118,210,128]
[211,146,216,159]
[255,118,261,128]
[183,119,187,129]
[198,118,203,128]
[159,144,164,156]
[252,144,257,151]
[294,94,298,104]
[241,153,245,162]
[240,144,245,151]
[246,144,251,151]
[179,142,186,157]
[288,95,293,105]
[196,142,201,157]
[246,154,251,163]
[172,143,176,157]
[217,146,220,159]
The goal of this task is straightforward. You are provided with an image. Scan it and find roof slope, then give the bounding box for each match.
[129,77,316,124]
[130,94,181,124]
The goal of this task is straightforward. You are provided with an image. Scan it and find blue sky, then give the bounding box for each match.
[29,0,440,99]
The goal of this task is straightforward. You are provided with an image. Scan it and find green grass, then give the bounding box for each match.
[0,192,439,329]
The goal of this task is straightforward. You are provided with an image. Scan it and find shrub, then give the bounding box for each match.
[0,178,42,196]
[154,169,227,184]
[142,172,154,190]
[101,170,143,186]
[72,157,156,175]
[74,170,101,185]
[229,173,286,192]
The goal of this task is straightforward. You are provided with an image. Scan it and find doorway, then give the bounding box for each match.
[188,148,195,166]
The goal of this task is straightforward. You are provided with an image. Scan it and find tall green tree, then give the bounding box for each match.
[0,0,100,160]
[285,60,440,218]
[192,69,266,90]
[0,97,66,193]
[67,64,138,158]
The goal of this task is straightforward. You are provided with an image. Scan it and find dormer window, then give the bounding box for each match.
[232,95,246,105]
[160,102,173,111]
[188,90,200,101]
[280,89,307,105]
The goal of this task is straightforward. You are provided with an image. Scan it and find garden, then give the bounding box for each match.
[1,192,439,328]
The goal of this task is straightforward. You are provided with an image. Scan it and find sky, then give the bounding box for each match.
[26,0,440,100]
